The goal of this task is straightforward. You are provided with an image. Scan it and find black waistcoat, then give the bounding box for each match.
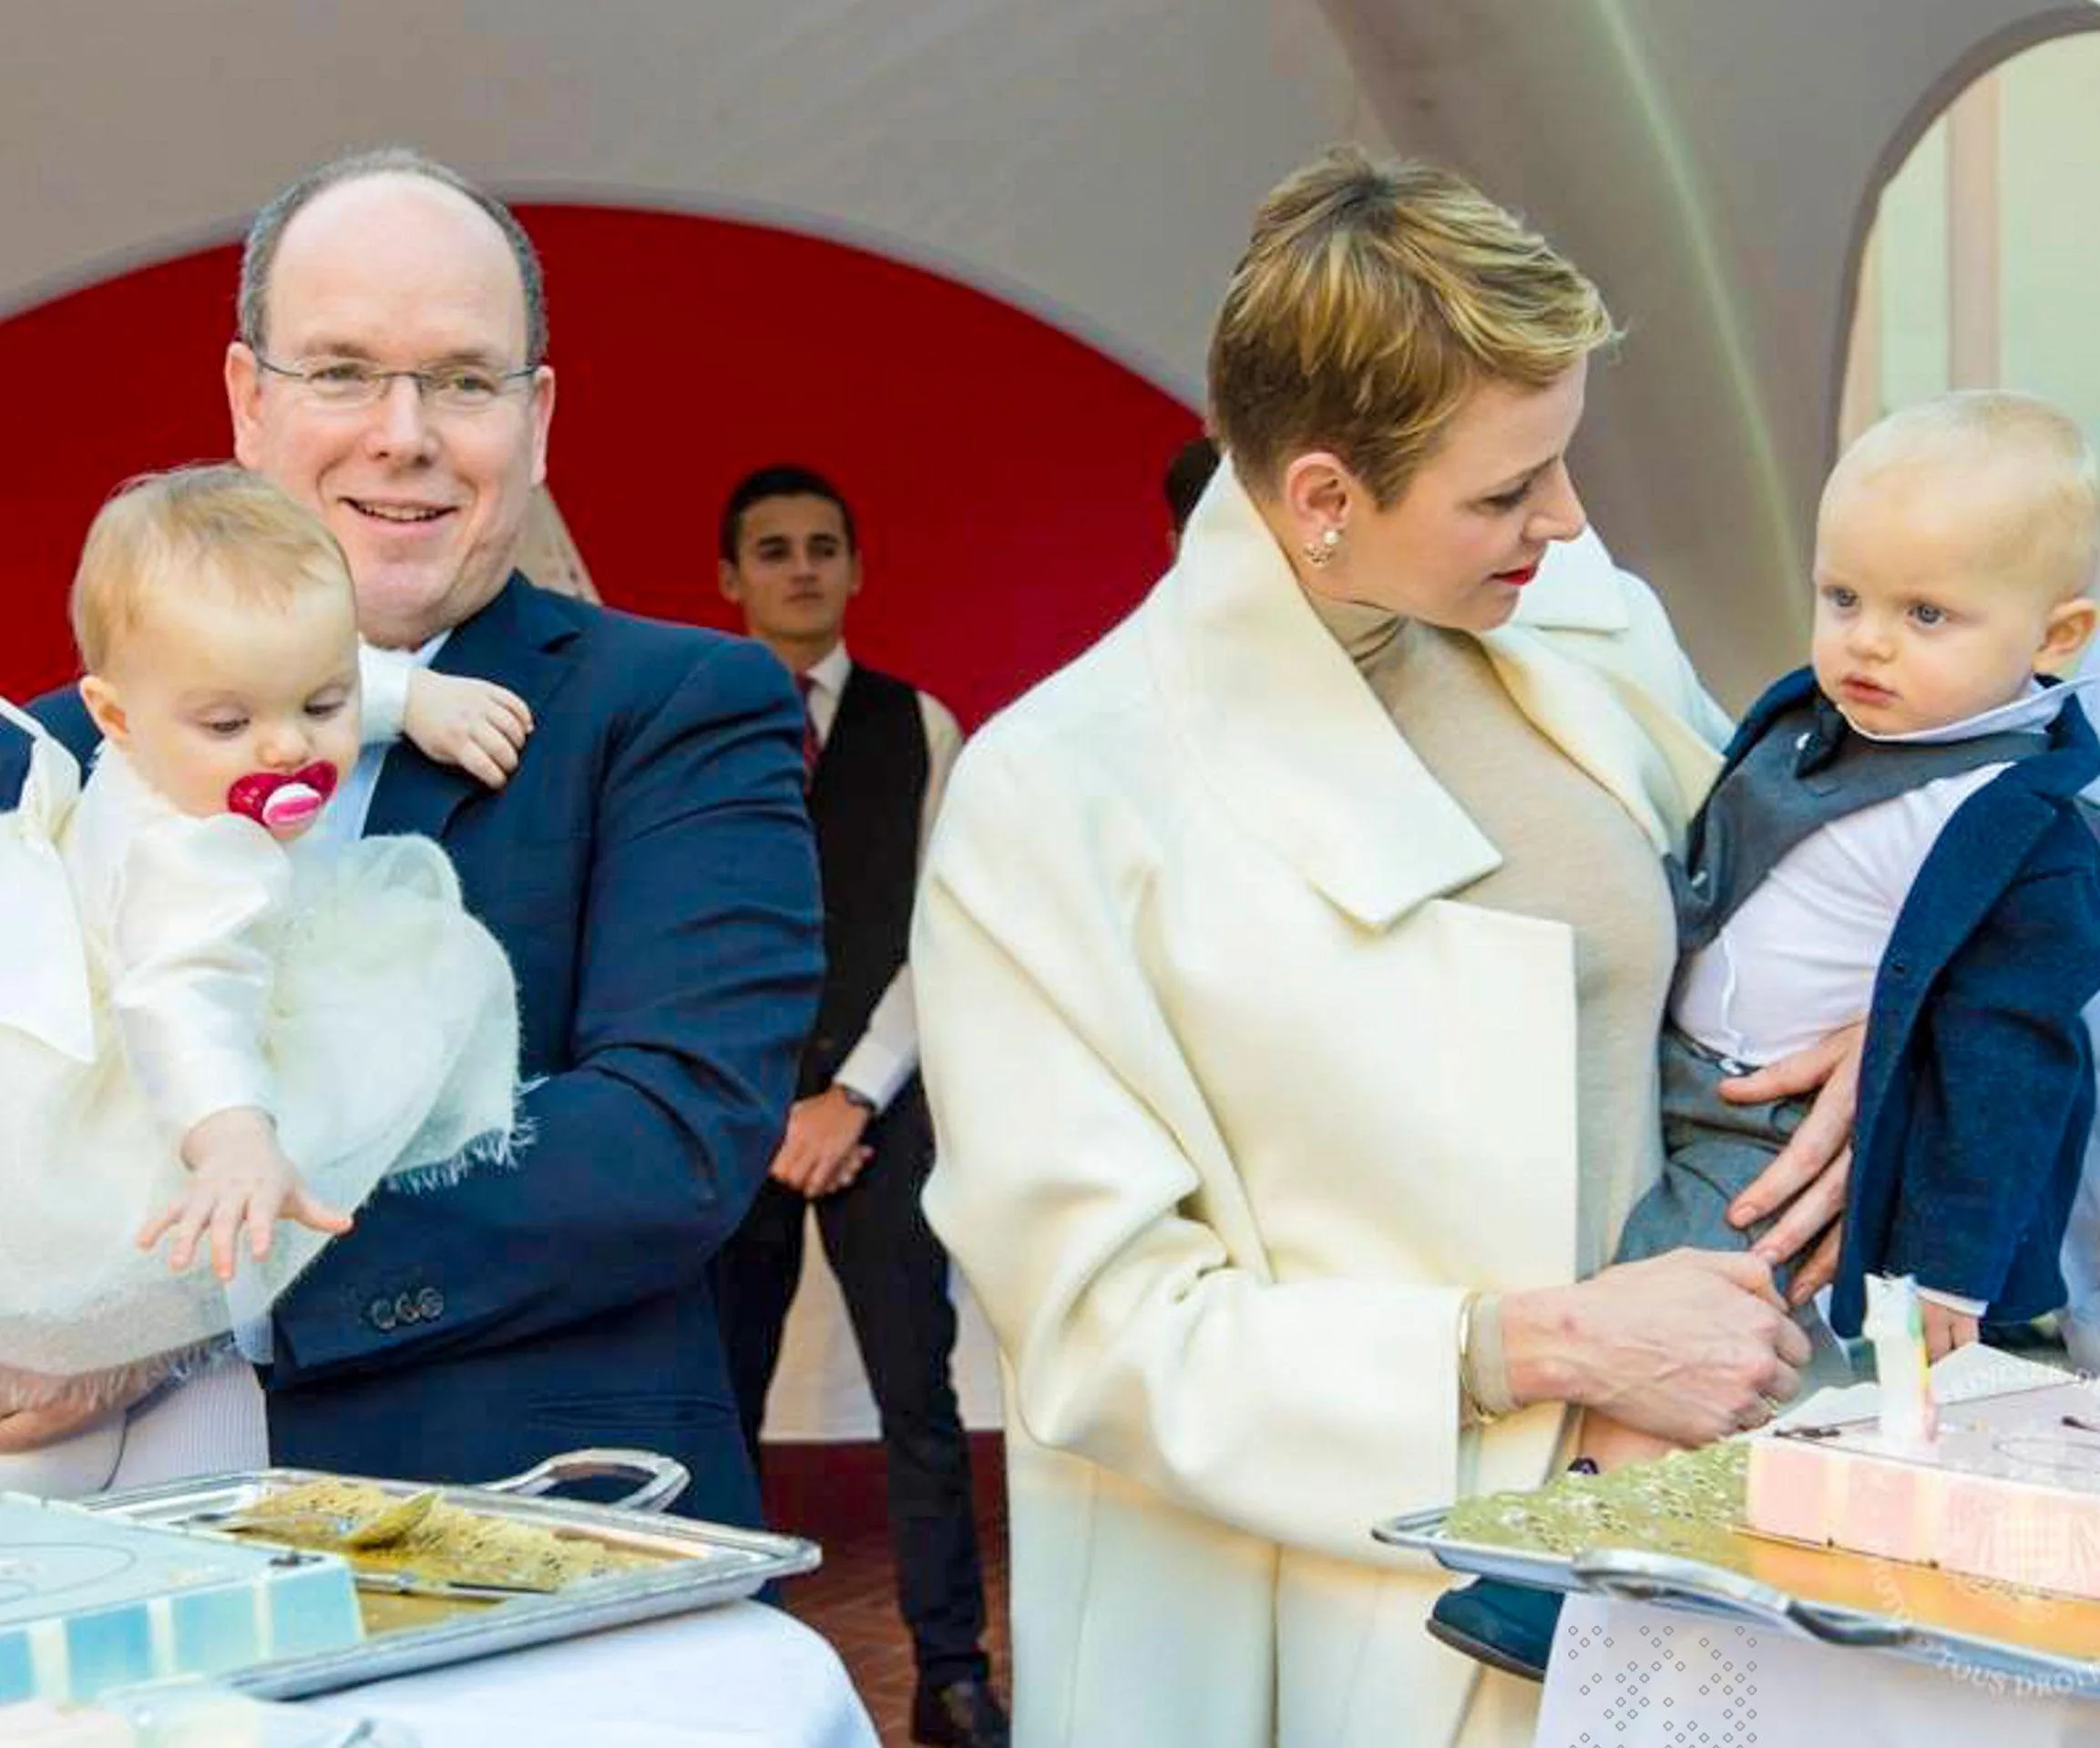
[1672,692,2044,951]
[799,663,931,1097]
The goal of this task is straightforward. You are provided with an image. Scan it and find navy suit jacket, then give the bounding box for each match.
[1719,670,2100,1336]
[1,577,824,1523]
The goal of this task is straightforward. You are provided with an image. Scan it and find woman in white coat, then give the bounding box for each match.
[914,150,1850,1748]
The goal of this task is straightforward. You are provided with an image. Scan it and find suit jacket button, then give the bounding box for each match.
[415,1287,445,1321]
[368,1297,398,1333]
[1888,960,1910,979]
[394,1291,423,1325]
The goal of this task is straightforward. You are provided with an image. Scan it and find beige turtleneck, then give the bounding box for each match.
[1306,592,1677,1412]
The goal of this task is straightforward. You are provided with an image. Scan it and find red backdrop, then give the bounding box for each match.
[0,206,1201,728]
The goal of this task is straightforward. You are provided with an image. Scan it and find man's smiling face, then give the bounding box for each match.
[226,172,555,649]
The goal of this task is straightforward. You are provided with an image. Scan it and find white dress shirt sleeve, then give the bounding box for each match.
[832,690,964,1112]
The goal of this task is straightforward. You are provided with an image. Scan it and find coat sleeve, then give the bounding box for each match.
[916,731,1480,1564]
[270,637,824,1378]
[1545,526,1736,754]
[0,687,97,807]
[1882,854,2100,1311]
[0,719,27,810]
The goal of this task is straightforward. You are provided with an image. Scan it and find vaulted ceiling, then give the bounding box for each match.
[4,0,2093,701]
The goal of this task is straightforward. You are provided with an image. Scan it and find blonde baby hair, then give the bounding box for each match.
[71,464,353,674]
[1827,391,2100,605]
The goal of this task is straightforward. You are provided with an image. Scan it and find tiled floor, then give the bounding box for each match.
[763,1435,1011,1747]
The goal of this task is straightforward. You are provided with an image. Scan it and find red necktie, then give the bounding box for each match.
[796,673,820,787]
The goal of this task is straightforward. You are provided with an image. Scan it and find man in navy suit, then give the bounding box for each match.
[0,149,823,1528]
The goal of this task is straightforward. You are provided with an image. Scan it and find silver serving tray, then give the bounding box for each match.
[1375,1503,2100,1699]
[84,1447,820,1701]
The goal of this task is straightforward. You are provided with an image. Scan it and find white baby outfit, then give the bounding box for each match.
[0,698,517,1489]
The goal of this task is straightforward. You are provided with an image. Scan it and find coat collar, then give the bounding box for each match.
[1149,469,1711,929]
[2027,682,2100,795]
[366,573,581,841]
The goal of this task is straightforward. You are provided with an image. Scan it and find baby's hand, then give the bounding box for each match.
[138,1109,353,1281]
[1921,1297,1980,1361]
[404,671,534,789]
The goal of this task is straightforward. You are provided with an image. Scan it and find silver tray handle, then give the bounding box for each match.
[1571,1549,1913,1650]
[481,1447,691,1514]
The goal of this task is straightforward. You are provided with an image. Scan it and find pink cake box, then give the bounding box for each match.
[1744,1379,2100,1598]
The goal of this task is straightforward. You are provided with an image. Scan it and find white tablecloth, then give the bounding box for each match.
[293,1603,877,1748]
[1541,1596,2096,1746]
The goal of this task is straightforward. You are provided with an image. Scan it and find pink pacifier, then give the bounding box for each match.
[227,761,340,835]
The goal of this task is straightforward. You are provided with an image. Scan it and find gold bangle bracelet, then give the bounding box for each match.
[1456,1291,1500,1427]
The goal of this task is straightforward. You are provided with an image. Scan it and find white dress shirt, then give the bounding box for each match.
[800,641,963,1114]
[1670,681,2085,1319]
[1669,682,2072,1067]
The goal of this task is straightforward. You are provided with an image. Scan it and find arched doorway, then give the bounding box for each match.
[1841,23,2100,449]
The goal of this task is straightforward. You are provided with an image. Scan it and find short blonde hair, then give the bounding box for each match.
[71,465,353,672]
[1827,392,2100,601]
[1208,148,1616,506]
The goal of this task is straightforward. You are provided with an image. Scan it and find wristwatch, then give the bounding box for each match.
[835,1084,877,1114]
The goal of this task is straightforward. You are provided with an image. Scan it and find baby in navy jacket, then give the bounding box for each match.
[1435,390,2100,1677]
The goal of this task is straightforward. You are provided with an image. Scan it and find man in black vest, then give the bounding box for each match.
[712,466,1006,1748]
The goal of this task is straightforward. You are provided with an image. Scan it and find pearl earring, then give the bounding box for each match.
[1303,526,1342,568]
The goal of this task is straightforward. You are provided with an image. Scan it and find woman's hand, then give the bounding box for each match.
[1502,1250,1811,1446]
[1716,1020,1864,1305]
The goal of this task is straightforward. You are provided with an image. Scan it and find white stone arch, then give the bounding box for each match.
[1837,10,2100,446]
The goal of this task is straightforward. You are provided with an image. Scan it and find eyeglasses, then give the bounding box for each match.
[254,353,540,414]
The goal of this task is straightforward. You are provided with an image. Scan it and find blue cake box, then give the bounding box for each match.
[0,1492,362,1704]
